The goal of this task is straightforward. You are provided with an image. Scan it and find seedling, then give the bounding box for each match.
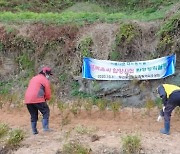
[145,97,155,116]
[6,129,25,148]
[62,140,90,154]
[70,103,79,117]
[110,101,121,119]
[97,99,107,117]
[75,124,96,135]
[84,98,93,116]
[122,134,142,154]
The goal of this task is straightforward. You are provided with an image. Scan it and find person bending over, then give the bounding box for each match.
[157,84,180,135]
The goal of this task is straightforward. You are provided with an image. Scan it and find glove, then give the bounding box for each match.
[157,115,163,122]
[163,106,165,112]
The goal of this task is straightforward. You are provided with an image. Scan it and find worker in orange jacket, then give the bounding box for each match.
[25,67,52,134]
[157,84,180,135]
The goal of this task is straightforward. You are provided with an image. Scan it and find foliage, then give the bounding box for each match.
[75,124,96,135]
[6,129,25,148]
[0,123,9,139]
[0,81,12,94]
[154,97,163,110]
[0,0,178,14]
[70,103,79,117]
[0,4,177,25]
[57,100,68,114]
[116,23,139,45]
[109,50,121,61]
[71,81,98,99]
[122,134,141,154]
[78,37,93,58]
[62,141,90,154]
[158,12,180,36]
[97,99,107,115]
[110,101,121,119]
[84,98,93,116]
[145,97,155,116]
[16,52,35,71]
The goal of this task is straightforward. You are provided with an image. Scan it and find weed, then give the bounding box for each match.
[62,140,90,154]
[0,123,9,139]
[122,134,141,154]
[6,129,25,148]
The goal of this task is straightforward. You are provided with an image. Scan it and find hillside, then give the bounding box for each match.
[0,0,180,105]
[0,1,180,153]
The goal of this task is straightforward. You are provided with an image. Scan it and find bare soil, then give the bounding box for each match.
[0,105,180,154]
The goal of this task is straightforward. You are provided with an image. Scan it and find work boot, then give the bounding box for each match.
[31,122,38,135]
[42,119,52,132]
[160,121,170,135]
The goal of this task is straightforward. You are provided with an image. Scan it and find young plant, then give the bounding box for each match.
[6,129,25,148]
[84,98,93,116]
[97,99,107,117]
[122,134,142,154]
[110,101,121,119]
[145,97,155,116]
[62,140,90,154]
[70,103,79,117]
[75,124,96,135]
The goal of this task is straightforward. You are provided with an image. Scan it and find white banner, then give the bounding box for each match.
[82,54,176,80]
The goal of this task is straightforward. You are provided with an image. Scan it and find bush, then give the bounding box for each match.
[122,134,141,154]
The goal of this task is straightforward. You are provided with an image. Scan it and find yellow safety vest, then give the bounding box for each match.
[163,84,180,98]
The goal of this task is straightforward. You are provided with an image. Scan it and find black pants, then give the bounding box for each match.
[26,102,50,123]
[164,91,180,123]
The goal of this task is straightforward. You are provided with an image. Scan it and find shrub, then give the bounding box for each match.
[122,134,141,154]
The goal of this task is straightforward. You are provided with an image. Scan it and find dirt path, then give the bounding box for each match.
[0,106,180,154]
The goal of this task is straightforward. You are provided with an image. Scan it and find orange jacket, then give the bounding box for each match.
[25,74,51,104]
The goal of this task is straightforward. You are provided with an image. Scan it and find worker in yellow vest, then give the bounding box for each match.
[157,84,180,135]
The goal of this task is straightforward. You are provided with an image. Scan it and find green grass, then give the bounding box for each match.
[0,2,176,25]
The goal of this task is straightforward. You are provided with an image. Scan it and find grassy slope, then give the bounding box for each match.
[0,0,179,24]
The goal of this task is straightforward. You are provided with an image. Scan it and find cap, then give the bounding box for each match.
[42,67,53,75]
